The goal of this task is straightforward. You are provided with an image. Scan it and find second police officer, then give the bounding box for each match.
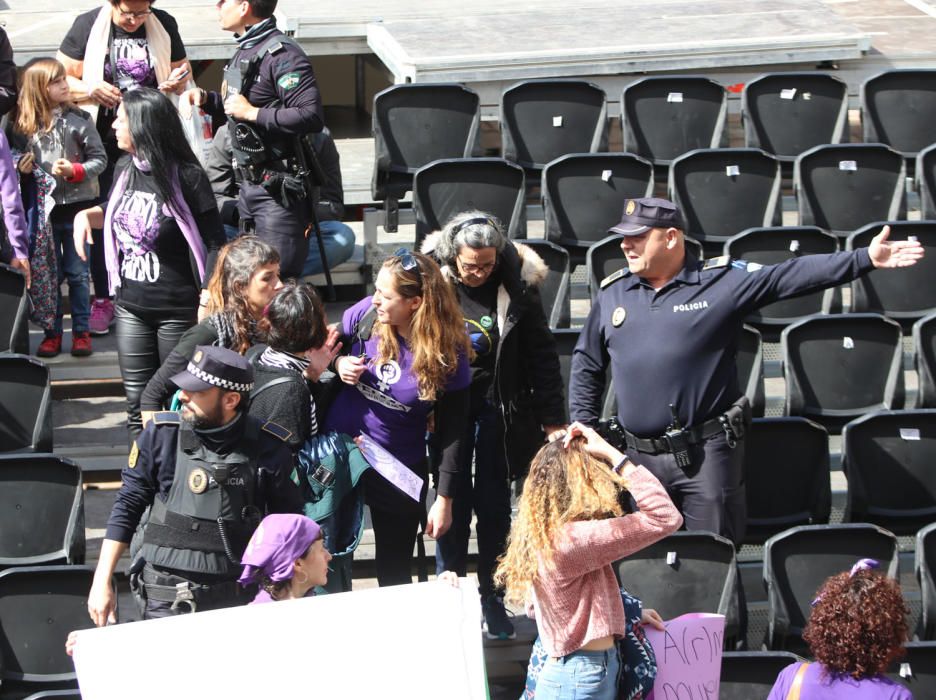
[569,197,924,545]
[186,0,324,279]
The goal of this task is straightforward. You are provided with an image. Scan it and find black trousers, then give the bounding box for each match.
[363,464,428,588]
[239,181,310,280]
[115,304,196,441]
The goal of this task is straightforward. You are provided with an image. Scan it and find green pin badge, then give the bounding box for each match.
[480,315,494,330]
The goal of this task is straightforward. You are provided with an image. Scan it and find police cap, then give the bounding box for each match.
[171,346,254,393]
[609,197,685,236]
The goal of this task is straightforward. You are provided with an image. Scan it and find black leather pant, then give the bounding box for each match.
[115,304,196,442]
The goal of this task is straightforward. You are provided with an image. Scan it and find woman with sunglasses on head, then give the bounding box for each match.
[324,250,472,587]
[420,211,567,639]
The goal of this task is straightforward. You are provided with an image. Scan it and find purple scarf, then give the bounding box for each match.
[102,156,206,295]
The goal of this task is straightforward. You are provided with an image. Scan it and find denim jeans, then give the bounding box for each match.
[52,216,91,335]
[302,219,356,277]
[535,648,620,700]
[434,398,512,597]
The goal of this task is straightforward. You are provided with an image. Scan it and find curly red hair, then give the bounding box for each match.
[803,569,908,680]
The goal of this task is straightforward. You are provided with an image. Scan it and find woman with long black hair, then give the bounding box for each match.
[74,87,224,439]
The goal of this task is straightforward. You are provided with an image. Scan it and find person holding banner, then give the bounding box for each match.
[496,423,682,700]
[767,560,912,700]
[325,250,471,587]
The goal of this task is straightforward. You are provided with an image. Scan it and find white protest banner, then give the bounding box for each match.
[73,578,486,700]
[645,613,725,700]
[358,432,424,501]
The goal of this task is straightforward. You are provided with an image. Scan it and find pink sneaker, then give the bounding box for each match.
[89,298,115,336]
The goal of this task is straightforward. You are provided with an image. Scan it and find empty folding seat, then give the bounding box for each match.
[0,454,85,568]
[842,410,936,535]
[847,221,936,326]
[725,226,839,340]
[738,325,766,418]
[862,70,936,158]
[0,264,29,355]
[520,240,571,329]
[411,158,526,248]
[886,642,936,696]
[795,144,906,238]
[669,148,782,248]
[763,523,899,651]
[918,522,936,640]
[914,312,936,409]
[0,355,53,453]
[542,153,653,263]
[621,76,728,167]
[918,143,936,220]
[371,83,481,231]
[720,651,803,700]
[782,314,904,431]
[500,79,608,178]
[742,72,849,162]
[743,417,831,545]
[0,566,108,696]
[614,531,742,644]
[553,328,614,422]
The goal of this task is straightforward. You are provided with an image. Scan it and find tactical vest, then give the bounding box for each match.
[139,419,263,578]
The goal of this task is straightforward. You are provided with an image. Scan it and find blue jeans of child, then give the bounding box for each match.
[535,648,620,700]
[434,398,512,597]
[52,213,90,335]
[302,219,356,277]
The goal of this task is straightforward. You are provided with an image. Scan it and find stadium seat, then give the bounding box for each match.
[742,72,849,162]
[500,79,608,178]
[847,221,936,326]
[720,651,803,700]
[918,143,936,220]
[725,227,839,341]
[743,417,831,545]
[621,76,728,167]
[738,325,766,418]
[886,642,936,695]
[0,355,53,453]
[763,523,899,652]
[371,83,481,231]
[841,410,936,535]
[411,158,526,248]
[781,314,904,431]
[669,148,782,248]
[0,264,29,355]
[614,531,742,645]
[521,240,571,329]
[542,152,653,264]
[21,691,83,699]
[0,566,107,695]
[552,328,582,395]
[862,69,936,159]
[917,522,936,640]
[795,143,907,238]
[914,312,936,409]
[0,454,85,568]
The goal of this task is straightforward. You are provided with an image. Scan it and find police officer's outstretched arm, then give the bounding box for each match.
[569,296,611,425]
[868,225,926,268]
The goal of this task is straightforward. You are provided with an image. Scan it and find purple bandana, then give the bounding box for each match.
[238,514,321,587]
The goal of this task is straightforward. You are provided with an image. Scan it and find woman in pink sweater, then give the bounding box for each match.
[496,422,682,699]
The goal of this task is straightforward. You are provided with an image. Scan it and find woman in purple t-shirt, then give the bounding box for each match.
[767,560,913,700]
[325,250,471,587]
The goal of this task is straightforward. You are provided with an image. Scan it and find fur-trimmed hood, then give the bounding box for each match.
[420,231,549,288]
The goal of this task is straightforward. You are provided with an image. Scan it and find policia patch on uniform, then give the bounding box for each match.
[128,441,139,469]
[277,72,301,90]
[189,468,209,494]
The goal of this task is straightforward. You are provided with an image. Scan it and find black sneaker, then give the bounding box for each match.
[481,595,516,640]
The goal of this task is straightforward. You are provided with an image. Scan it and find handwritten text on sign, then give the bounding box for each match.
[645,613,725,700]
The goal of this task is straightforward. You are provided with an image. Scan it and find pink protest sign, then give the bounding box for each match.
[645,613,725,700]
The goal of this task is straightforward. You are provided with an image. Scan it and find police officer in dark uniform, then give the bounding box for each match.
[87,346,302,624]
[186,0,324,279]
[569,197,924,544]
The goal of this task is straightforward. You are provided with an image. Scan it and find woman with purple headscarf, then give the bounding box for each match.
[239,514,332,604]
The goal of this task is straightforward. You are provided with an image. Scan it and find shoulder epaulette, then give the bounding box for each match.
[266,41,285,55]
[152,411,181,425]
[600,268,630,289]
[702,255,731,271]
[261,421,293,443]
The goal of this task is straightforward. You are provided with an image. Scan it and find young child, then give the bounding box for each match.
[11,57,106,357]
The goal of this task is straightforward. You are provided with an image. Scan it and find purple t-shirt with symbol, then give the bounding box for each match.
[324,297,471,468]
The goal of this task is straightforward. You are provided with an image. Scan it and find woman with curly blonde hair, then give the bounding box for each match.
[325,249,472,587]
[496,422,681,700]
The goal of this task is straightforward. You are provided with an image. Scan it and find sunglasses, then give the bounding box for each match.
[392,248,423,287]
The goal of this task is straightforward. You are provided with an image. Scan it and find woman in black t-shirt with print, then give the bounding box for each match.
[74,88,224,440]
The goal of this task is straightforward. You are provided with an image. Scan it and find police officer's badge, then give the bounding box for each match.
[193,349,203,363]
[625,200,636,216]
[188,468,209,494]
[221,79,228,100]
[612,307,627,327]
[128,441,139,469]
